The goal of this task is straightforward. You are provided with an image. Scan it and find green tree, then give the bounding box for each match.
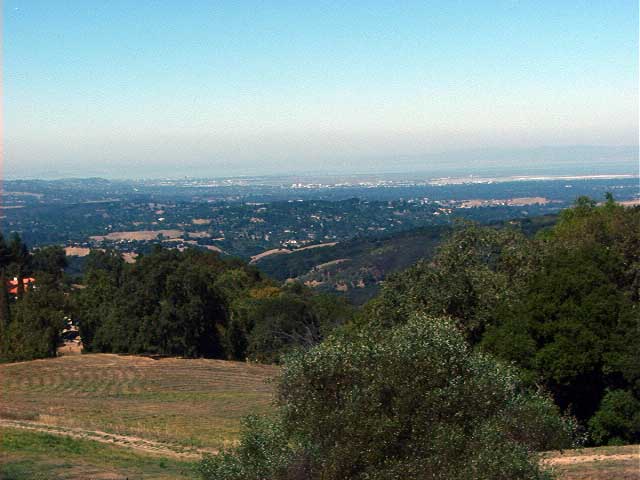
[0,271,11,357]
[364,223,533,343]
[482,197,640,443]
[483,244,638,422]
[201,316,576,480]
[31,246,68,278]
[3,274,66,361]
[589,390,640,445]
[75,248,261,358]
[0,233,12,269]
[230,288,353,363]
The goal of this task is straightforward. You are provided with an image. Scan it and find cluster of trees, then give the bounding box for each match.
[364,195,639,446]
[0,238,353,364]
[0,233,68,362]
[75,247,353,362]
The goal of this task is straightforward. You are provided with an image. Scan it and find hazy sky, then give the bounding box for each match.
[3,1,638,178]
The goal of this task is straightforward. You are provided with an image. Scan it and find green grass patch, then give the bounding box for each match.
[0,427,198,480]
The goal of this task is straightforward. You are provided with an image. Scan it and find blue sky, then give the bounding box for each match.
[3,1,638,178]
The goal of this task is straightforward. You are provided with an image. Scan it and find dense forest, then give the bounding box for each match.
[75,247,353,362]
[0,196,638,479]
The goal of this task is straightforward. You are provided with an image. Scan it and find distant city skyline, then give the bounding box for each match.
[3,1,638,178]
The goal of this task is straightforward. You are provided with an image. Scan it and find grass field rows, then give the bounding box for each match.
[0,354,278,450]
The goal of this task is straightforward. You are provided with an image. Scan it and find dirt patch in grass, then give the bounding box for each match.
[541,445,639,480]
[0,419,216,459]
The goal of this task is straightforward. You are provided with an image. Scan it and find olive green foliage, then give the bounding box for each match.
[364,223,535,343]
[588,390,640,445]
[76,249,351,360]
[201,317,575,480]
[365,197,640,445]
[199,415,303,480]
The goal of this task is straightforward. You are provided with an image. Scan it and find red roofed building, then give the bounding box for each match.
[7,277,36,296]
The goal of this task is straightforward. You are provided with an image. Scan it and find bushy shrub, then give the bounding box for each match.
[589,390,640,445]
[199,415,305,480]
[201,316,576,480]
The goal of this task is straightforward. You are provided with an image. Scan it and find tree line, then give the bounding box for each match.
[0,241,353,364]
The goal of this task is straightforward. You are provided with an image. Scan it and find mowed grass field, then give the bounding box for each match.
[0,354,278,478]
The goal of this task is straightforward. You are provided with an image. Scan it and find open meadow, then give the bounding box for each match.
[0,354,278,453]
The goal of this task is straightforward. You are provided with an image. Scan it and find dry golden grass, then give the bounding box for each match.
[0,354,278,450]
[63,247,91,257]
[542,445,639,480]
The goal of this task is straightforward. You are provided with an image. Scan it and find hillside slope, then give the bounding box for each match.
[0,354,278,451]
[255,226,449,303]
[256,215,557,304]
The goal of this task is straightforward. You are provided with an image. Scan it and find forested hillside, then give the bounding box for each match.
[200,196,638,480]
[257,215,557,304]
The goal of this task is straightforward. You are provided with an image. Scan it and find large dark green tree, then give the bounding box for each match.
[361,196,640,443]
[0,233,69,362]
[2,273,67,361]
[483,198,640,444]
[31,246,68,278]
[229,288,353,363]
[0,271,11,357]
[77,249,231,357]
[363,197,639,445]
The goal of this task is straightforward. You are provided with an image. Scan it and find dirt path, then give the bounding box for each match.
[0,418,218,459]
[543,452,639,466]
[541,444,639,467]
